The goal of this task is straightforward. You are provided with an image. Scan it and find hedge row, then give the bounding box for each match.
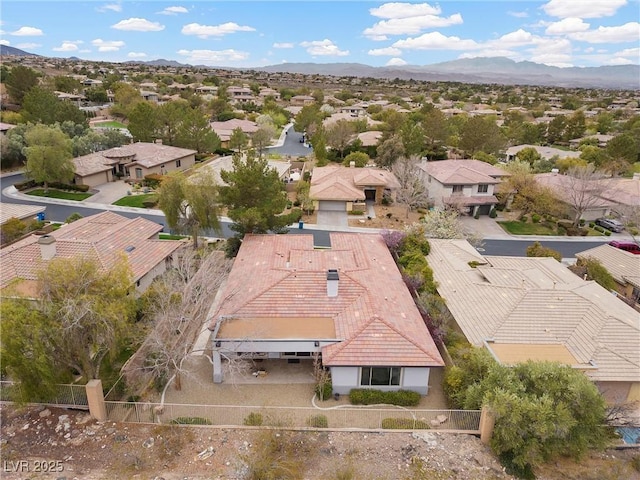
[349,389,421,406]
[15,180,90,192]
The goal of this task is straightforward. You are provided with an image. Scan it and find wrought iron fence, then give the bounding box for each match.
[105,401,481,432]
[0,381,88,408]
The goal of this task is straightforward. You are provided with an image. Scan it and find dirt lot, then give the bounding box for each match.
[348,204,423,230]
[2,405,638,480]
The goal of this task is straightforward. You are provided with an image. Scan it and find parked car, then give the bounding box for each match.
[595,218,624,233]
[608,240,640,254]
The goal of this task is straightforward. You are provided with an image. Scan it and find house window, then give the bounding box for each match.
[360,367,401,386]
[176,159,181,168]
[452,185,464,194]
[477,184,489,193]
[135,168,143,179]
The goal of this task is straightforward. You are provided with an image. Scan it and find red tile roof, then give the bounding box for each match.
[1,211,183,289]
[209,233,444,368]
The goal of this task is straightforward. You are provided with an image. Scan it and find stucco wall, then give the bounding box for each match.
[330,366,431,395]
[76,170,111,188]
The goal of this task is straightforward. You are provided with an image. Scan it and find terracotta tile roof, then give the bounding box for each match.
[209,233,444,368]
[1,203,45,224]
[73,142,196,176]
[1,211,183,290]
[209,119,259,141]
[428,239,640,383]
[310,166,399,202]
[418,160,507,185]
[535,173,615,208]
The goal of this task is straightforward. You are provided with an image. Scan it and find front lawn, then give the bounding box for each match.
[112,193,157,208]
[27,189,92,201]
[93,121,127,129]
[497,221,558,235]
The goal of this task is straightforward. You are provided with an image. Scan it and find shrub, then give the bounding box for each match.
[349,389,421,407]
[143,174,164,189]
[589,222,595,228]
[381,196,390,205]
[474,210,480,219]
[526,241,562,262]
[142,200,157,209]
[531,213,541,223]
[293,200,300,207]
[303,171,311,182]
[315,380,332,401]
[604,230,611,236]
[49,181,90,192]
[170,417,212,425]
[225,236,242,258]
[381,418,430,429]
[243,412,263,426]
[489,208,497,218]
[306,414,328,428]
[519,214,528,223]
[65,213,83,223]
[468,261,482,268]
[14,179,38,191]
[348,210,364,215]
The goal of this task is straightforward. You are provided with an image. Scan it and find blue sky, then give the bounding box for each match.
[1,1,638,69]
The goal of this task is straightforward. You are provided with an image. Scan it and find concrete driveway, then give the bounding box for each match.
[317,209,348,227]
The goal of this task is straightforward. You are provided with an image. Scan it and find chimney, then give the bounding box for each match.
[38,235,56,260]
[327,269,339,297]
[155,138,163,145]
[349,161,355,168]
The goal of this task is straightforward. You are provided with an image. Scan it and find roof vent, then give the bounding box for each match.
[125,245,136,253]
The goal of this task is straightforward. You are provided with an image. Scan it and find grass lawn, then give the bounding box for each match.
[27,189,92,201]
[159,233,188,240]
[112,193,157,208]
[497,221,558,235]
[93,121,127,129]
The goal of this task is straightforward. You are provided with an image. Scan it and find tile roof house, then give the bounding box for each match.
[209,119,260,148]
[1,211,184,297]
[310,165,400,212]
[504,144,582,162]
[73,142,197,187]
[427,239,640,404]
[576,244,640,308]
[202,155,291,185]
[208,233,444,394]
[417,159,509,216]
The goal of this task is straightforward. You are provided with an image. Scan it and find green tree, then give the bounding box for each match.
[459,116,506,156]
[375,134,405,168]
[5,65,39,104]
[326,119,355,159]
[37,255,137,382]
[127,101,159,142]
[229,127,249,152]
[157,100,190,145]
[84,88,109,103]
[580,257,616,291]
[0,217,27,244]
[22,87,61,125]
[219,153,300,236]
[0,299,68,403]
[294,104,322,135]
[526,241,562,261]
[605,133,639,174]
[53,75,83,94]
[176,108,221,154]
[400,120,425,156]
[251,123,276,157]
[342,151,370,167]
[24,124,75,191]
[157,169,221,248]
[516,147,542,165]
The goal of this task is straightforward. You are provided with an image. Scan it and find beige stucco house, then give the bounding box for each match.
[209,233,444,395]
[428,239,640,405]
[73,142,197,187]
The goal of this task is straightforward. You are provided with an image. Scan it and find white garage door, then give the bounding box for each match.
[318,201,346,211]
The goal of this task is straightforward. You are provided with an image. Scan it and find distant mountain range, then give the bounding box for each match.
[2,44,638,90]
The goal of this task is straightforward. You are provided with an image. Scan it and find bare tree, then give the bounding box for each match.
[563,164,610,226]
[419,207,483,247]
[125,248,233,395]
[392,155,431,218]
[325,119,355,159]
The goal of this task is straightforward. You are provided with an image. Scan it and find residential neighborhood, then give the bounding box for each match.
[1,48,639,479]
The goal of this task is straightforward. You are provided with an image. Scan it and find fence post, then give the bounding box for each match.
[86,379,107,421]
[479,406,495,444]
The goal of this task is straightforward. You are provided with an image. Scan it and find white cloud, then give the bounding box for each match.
[370,2,441,19]
[529,52,573,67]
[177,48,250,64]
[604,57,634,65]
[181,22,255,39]
[273,42,294,49]
[0,39,10,46]
[98,3,122,13]
[459,49,522,61]
[15,43,41,49]
[53,42,80,52]
[112,18,165,32]
[492,29,535,47]
[569,22,640,43]
[386,57,408,66]
[542,0,627,19]
[613,46,640,58]
[508,10,529,18]
[127,52,147,58]
[393,31,479,50]
[368,47,402,56]
[363,14,463,39]
[300,39,349,56]
[92,39,125,52]
[10,26,44,36]
[545,18,590,35]
[157,6,188,15]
